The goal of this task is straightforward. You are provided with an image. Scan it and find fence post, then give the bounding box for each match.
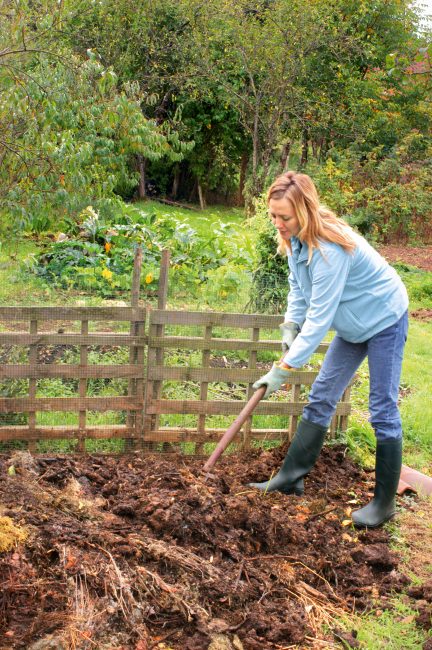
[126,245,143,450]
[77,319,89,452]
[143,250,170,450]
[28,319,38,452]
[158,250,170,310]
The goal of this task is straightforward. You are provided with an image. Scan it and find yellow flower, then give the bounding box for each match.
[102,268,113,281]
[104,242,112,252]
[145,273,153,284]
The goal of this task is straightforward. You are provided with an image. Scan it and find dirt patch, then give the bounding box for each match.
[410,309,432,322]
[0,445,419,649]
[378,245,432,273]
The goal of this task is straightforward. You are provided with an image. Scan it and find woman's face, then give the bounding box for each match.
[268,197,300,240]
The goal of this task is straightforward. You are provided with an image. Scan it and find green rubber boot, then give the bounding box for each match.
[352,438,402,528]
[249,418,327,495]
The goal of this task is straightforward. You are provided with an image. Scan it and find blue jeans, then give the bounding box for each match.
[303,311,409,441]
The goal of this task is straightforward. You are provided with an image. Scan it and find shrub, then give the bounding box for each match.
[248,198,289,314]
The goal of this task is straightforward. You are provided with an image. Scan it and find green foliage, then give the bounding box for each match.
[248,198,289,314]
[31,205,254,298]
[1,18,191,230]
[2,0,431,238]
[305,134,432,243]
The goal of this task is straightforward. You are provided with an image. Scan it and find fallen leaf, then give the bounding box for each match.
[400,615,415,624]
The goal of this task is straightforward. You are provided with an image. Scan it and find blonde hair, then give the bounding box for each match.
[267,171,356,262]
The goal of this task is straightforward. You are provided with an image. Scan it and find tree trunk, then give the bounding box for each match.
[171,165,180,199]
[312,139,320,159]
[188,178,198,203]
[252,113,259,193]
[300,131,309,168]
[319,138,328,162]
[138,155,146,199]
[238,152,249,206]
[197,180,206,210]
[279,141,291,173]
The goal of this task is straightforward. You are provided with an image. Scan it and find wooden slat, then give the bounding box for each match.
[0,365,145,379]
[152,319,165,443]
[126,245,143,447]
[134,321,145,437]
[339,385,352,432]
[0,397,143,412]
[289,384,301,438]
[242,326,259,450]
[28,319,37,451]
[0,425,289,443]
[0,307,145,321]
[330,414,337,436]
[0,425,137,441]
[144,322,159,450]
[196,325,212,454]
[137,428,292,443]
[77,320,88,452]
[0,334,144,346]
[150,310,286,328]
[148,367,318,384]
[148,335,329,353]
[158,250,170,310]
[147,399,351,416]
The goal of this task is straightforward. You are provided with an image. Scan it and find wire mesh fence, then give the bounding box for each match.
[0,249,352,455]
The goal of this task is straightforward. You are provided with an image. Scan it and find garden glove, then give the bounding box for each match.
[253,362,295,398]
[280,321,300,353]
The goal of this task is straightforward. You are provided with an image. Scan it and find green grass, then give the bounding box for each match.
[400,318,432,470]
[0,237,105,307]
[337,598,429,649]
[134,199,247,236]
[392,263,432,312]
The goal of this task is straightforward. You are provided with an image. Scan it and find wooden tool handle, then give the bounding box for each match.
[203,386,266,472]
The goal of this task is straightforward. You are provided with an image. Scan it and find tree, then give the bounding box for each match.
[0,1,191,230]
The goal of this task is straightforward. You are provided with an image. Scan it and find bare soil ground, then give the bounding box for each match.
[378,245,432,273]
[0,447,430,650]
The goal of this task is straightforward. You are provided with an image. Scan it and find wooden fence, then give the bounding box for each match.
[145,310,352,451]
[0,305,146,450]
[0,250,352,452]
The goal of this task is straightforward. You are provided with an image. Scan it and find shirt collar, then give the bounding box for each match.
[291,237,309,262]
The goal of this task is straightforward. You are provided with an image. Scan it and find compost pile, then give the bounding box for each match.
[0,445,419,650]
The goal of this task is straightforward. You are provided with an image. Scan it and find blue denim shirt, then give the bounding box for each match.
[283,232,409,369]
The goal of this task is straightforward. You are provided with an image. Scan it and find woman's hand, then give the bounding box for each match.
[280,321,300,353]
[253,362,295,398]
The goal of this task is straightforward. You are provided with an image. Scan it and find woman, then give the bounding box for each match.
[251,171,409,528]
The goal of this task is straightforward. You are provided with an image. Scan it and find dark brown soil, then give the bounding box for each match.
[378,245,432,273]
[0,445,425,650]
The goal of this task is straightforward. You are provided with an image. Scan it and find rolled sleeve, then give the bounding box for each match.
[284,246,352,368]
